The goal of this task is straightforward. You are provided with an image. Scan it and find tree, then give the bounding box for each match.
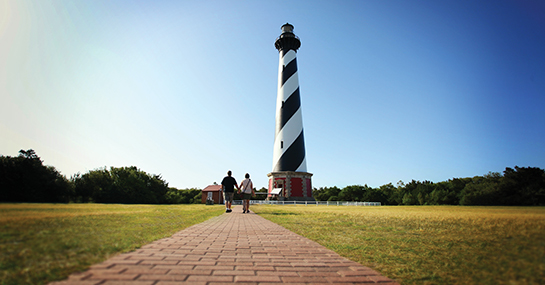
[498,167,545,205]
[0,149,74,203]
[377,183,396,205]
[73,168,113,202]
[73,166,169,204]
[459,175,501,205]
[402,192,416,205]
[399,180,420,205]
[313,186,341,201]
[389,181,407,205]
[363,187,388,204]
[328,195,339,201]
[339,185,365,201]
[254,187,268,200]
[19,149,40,160]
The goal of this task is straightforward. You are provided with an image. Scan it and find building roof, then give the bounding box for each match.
[202,185,222,192]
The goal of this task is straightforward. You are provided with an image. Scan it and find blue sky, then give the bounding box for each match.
[1,0,544,189]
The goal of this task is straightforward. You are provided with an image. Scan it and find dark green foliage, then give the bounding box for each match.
[459,173,501,205]
[378,183,398,205]
[164,188,202,204]
[0,150,202,204]
[72,168,206,204]
[72,166,169,204]
[252,187,268,200]
[499,167,545,205]
[313,167,545,206]
[0,150,74,203]
[313,186,341,201]
[338,185,365,201]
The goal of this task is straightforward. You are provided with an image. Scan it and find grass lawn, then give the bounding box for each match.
[0,203,225,285]
[253,205,545,285]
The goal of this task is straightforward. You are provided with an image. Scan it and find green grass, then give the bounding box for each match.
[253,205,545,285]
[0,203,225,285]
[3,204,544,285]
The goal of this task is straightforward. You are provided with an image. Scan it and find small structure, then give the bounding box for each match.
[201,185,223,204]
[266,187,283,200]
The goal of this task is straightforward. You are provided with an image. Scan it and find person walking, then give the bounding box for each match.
[239,173,254,213]
[221,170,239,213]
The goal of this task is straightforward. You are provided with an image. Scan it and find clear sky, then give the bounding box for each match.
[1,0,544,190]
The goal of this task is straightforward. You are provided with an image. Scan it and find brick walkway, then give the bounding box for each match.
[51,209,400,285]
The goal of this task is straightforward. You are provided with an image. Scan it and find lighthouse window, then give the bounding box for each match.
[281,141,283,148]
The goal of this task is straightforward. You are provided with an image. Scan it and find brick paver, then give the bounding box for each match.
[50,209,400,284]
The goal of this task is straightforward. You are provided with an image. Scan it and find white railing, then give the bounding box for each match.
[232,200,381,206]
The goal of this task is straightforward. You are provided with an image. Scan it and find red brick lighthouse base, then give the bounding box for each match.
[267,171,314,201]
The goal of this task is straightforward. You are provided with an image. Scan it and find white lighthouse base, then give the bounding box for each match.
[267,171,314,201]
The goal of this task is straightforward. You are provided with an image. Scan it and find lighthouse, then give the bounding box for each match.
[267,23,313,201]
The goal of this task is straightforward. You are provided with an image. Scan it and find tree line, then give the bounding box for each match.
[314,167,545,206]
[2,149,544,205]
[1,150,202,204]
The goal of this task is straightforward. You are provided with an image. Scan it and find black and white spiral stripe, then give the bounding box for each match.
[272,47,307,173]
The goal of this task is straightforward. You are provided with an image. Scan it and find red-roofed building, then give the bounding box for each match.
[201,185,223,204]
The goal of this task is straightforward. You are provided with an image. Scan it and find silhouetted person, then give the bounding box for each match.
[239,173,254,213]
[221,170,239,213]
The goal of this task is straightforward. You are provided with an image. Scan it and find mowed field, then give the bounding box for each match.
[0,203,225,285]
[1,204,544,285]
[253,205,545,285]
